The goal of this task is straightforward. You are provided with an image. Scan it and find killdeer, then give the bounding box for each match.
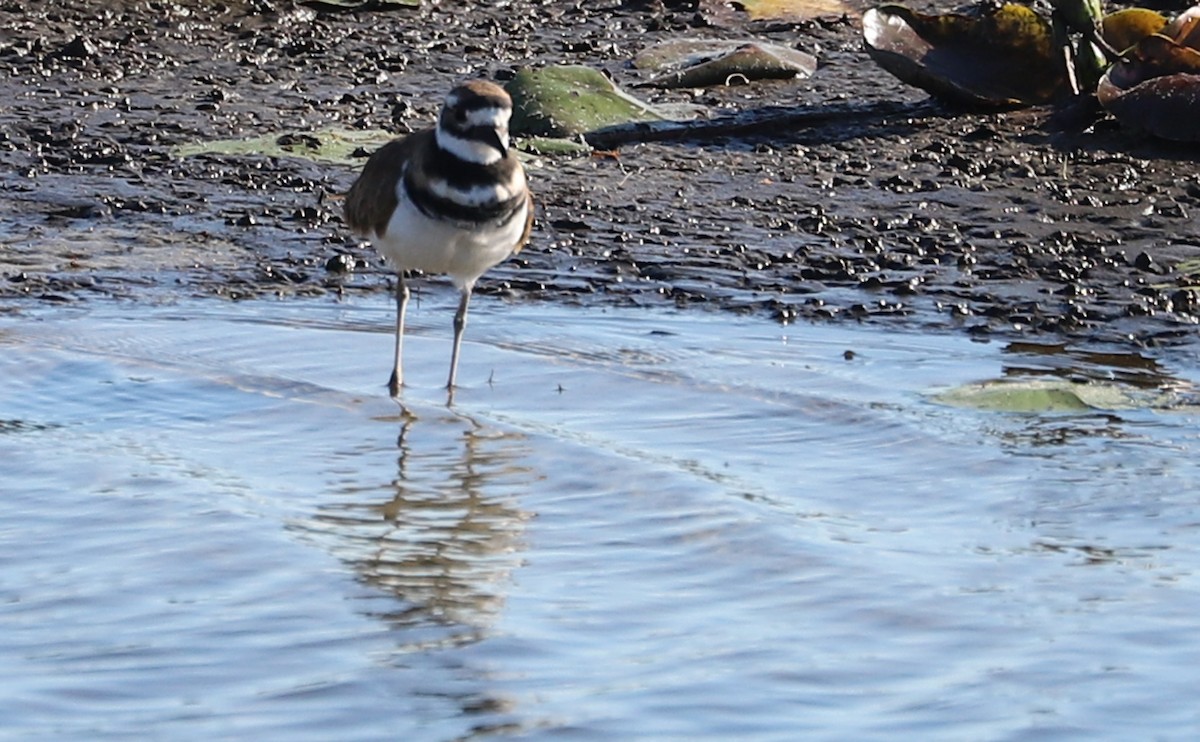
[344,80,533,396]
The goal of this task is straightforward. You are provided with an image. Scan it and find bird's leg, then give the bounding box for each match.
[388,275,410,397]
[447,287,472,392]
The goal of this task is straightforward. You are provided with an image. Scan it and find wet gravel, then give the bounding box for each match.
[1,0,1198,350]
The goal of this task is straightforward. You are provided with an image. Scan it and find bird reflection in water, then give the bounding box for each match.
[308,404,535,646]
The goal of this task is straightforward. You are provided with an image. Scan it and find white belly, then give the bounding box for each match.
[374,193,527,290]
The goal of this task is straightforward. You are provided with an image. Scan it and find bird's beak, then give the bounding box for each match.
[482,128,509,158]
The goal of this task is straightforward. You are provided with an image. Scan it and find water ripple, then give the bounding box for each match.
[2,298,1199,740]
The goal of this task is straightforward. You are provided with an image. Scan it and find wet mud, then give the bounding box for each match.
[2,0,1198,349]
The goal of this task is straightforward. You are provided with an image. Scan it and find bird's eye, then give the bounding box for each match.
[455,110,468,123]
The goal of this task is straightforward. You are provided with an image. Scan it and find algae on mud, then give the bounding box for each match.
[172,128,393,164]
[506,66,670,138]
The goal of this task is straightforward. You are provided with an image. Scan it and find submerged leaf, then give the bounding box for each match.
[634,39,817,88]
[932,379,1184,413]
[862,3,1070,107]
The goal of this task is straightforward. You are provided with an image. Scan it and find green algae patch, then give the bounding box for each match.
[172,128,394,165]
[506,65,670,138]
[515,136,594,156]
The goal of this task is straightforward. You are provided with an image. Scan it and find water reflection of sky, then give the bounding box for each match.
[1,297,1198,740]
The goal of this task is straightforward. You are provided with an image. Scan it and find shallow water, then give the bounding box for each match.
[2,293,1199,740]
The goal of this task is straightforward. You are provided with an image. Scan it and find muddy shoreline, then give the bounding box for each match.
[2,0,1198,352]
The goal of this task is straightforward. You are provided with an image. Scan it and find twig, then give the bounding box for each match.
[584,100,945,148]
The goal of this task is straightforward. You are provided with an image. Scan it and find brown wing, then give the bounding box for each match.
[343,130,432,239]
[512,189,534,255]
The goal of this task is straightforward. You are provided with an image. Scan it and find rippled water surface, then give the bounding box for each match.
[3,295,1200,740]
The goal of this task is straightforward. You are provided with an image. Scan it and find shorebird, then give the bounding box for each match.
[344,80,533,396]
